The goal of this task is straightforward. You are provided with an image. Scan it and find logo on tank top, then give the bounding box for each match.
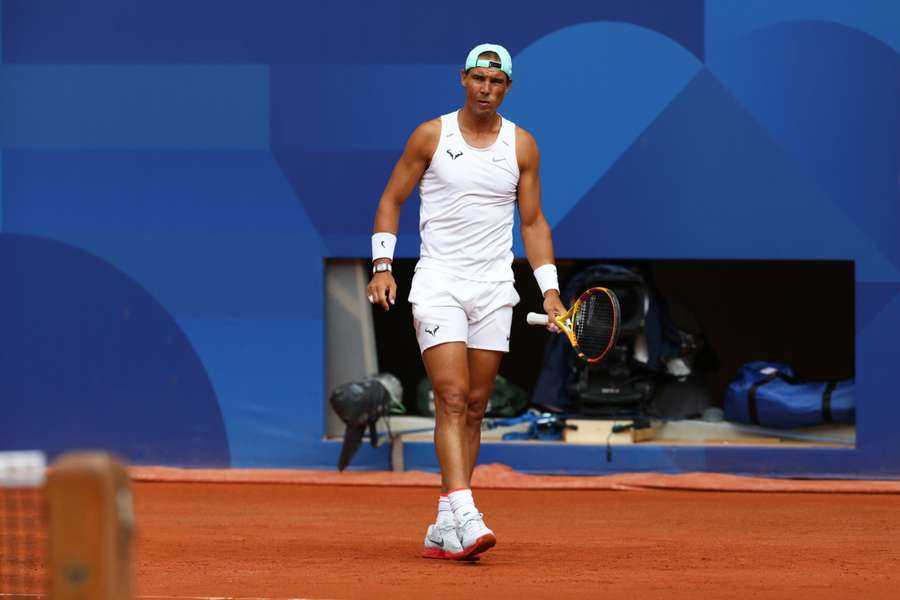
[446,149,463,160]
[424,325,440,336]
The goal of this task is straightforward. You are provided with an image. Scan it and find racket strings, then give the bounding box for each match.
[574,293,616,360]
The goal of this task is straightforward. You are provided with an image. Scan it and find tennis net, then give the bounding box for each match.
[0,451,48,598]
[0,451,134,600]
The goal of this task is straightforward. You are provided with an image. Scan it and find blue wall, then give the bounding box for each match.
[2,1,898,475]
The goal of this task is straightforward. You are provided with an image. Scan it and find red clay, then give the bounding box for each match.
[130,464,900,494]
[133,480,900,600]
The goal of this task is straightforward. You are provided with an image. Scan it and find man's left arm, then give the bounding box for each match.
[516,128,566,328]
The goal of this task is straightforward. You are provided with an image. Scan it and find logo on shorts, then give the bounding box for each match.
[425,325,440,336]
[446,149,463,160]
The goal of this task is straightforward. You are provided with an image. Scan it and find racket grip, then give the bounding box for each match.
[526,312,549,326]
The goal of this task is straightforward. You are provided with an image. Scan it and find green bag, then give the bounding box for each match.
[416,375,528,418]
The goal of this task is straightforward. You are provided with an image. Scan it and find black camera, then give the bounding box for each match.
[565,265,654,418]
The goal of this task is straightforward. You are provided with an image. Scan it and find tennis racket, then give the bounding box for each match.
[527,287,621,363]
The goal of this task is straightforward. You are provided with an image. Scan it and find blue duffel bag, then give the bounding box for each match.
[724,361,855,428]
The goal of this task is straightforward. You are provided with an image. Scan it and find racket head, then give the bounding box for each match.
[554,287,620,363]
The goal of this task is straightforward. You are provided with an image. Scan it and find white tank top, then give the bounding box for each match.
[415,111,519,282]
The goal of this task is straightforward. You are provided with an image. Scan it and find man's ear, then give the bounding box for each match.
[460,69,467,87]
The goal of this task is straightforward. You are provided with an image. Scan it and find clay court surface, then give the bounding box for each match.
[132,471,900,600]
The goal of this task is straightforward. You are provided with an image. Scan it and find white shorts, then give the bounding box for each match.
[408,268,520,354]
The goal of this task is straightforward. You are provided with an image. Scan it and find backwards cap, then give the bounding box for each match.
[465,43,512,80]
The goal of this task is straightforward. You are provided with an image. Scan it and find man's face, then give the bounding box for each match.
[460,67,511,115]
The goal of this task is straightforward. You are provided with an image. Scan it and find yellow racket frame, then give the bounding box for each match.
[526,287,620,363]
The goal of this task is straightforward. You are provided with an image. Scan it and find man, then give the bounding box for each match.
[366,43,565,560]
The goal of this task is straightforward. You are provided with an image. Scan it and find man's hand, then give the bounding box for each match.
[367,269,397,311]
[542,290,566,333]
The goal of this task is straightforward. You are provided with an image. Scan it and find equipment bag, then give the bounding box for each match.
[724,361,855,429]
[416,375,528,418]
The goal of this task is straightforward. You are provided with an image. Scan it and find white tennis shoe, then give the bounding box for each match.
[422,522,464,559]
[446,512,496,560]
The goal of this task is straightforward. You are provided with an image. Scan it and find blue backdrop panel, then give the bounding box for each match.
[706,21,900,269]
[399,442,874,478]
[502,22,703,229]
[0,234,229,465]
[271,65,459,152]
[705,0,900,59]
[1,150,323,318]
[177,318,323,468]
[273,151,421,234]
[856,282,900,335]
[553,69,900,279]
[855,292,900,458]
[2,0,704,63]
[2,0,900,475]
[0,65,268,148]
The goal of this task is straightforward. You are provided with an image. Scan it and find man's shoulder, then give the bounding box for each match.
[409,117,441,144]
[414,117,442,137]
[513,125,537,146]
[405,118,442,158]
[514,125,539,166]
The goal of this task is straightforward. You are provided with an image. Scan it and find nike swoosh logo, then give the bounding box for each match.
[429,536,444,548]
[492,156,505,162]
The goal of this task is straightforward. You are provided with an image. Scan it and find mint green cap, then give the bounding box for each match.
[464,43,512,79]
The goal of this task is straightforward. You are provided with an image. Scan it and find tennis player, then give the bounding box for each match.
[366,43,565,560]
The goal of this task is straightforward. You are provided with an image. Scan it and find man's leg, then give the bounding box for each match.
[427,346,501,560]
[465,348,504,483]
[421,341,470,493]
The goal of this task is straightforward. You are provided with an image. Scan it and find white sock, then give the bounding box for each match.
[436,494,453,525]
[448,488,478,524]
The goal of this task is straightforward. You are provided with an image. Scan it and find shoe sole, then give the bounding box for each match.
[422,546,480,561]
[445,533,496,561]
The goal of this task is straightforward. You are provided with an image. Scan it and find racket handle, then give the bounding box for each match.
[526,312,549,326]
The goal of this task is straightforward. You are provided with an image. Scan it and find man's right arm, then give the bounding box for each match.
[373,119,440,235]
[368,119,440,310]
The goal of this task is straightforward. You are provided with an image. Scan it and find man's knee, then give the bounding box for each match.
[466,388,491,426]
[434,384,469,418]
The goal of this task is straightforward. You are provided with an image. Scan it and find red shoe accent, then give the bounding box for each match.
[422,547,446,559]
[445,533,496,561]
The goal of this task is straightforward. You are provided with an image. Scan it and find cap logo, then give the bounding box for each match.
[475,59,503,70]
[465,43,513,79]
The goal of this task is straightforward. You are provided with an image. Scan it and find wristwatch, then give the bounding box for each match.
[372,262,392,274]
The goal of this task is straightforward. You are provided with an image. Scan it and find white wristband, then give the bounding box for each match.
[533,264,559,297]
[372,232,396,262]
